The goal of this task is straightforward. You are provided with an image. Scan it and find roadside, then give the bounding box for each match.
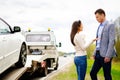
[45,59,120,80]
[45,57,74,80]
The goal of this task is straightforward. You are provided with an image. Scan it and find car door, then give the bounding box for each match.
[0,18,20,74]
[0,19,12,73]
[0,35,6,69]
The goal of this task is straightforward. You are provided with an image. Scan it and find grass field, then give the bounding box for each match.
[49,59,120,80]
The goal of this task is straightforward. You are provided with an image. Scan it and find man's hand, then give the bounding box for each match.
[104,57,111,63]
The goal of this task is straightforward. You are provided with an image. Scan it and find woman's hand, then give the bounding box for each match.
[92,38,99,42]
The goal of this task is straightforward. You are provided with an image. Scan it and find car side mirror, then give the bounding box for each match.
[59,42,62,47]
[14,26,21,32]
[56,42,62,47]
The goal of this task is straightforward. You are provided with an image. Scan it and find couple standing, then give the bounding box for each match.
[70,9,117,80]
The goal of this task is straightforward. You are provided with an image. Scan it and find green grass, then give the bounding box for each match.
[48,62,77,80]
[49,59,120,80]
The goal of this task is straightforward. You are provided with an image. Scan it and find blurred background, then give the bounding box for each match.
[0,0,120,53]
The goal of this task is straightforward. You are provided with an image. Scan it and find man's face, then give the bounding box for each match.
[95,13,105,23]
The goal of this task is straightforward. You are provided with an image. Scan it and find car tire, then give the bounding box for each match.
[15,44,27,67]
[54,58,59,70]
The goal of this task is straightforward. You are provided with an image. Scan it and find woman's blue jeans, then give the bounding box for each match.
[74,55,87,80]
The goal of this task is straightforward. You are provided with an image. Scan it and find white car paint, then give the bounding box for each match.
[0,18,26,74]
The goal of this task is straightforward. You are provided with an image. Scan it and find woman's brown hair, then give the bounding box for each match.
[70,20,81,46]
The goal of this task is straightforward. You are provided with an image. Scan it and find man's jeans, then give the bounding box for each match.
[74,55,87,80]
[90,51,112,80]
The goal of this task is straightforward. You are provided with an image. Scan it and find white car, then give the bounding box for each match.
[0,18,27,74]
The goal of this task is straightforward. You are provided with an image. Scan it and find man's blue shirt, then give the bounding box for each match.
[96,20,108,50]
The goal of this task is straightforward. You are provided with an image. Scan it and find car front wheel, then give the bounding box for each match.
[16,44,27,67]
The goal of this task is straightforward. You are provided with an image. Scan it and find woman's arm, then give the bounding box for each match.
[76,33,97,51]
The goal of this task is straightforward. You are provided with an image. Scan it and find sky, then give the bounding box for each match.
[0,0,120,52]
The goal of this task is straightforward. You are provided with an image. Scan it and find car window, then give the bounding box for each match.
[26,34,51,42]
[0,19,11,34]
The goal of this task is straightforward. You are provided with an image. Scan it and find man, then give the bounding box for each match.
[90,9,117,80]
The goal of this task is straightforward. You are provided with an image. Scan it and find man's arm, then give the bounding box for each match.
[104,23,115,63]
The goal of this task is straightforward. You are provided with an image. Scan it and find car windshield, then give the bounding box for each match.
[26,34,51,42]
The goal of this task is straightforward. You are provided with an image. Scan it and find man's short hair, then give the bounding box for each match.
[95,9,106,16]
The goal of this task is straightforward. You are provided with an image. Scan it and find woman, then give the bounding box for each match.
[70,20,97,80]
